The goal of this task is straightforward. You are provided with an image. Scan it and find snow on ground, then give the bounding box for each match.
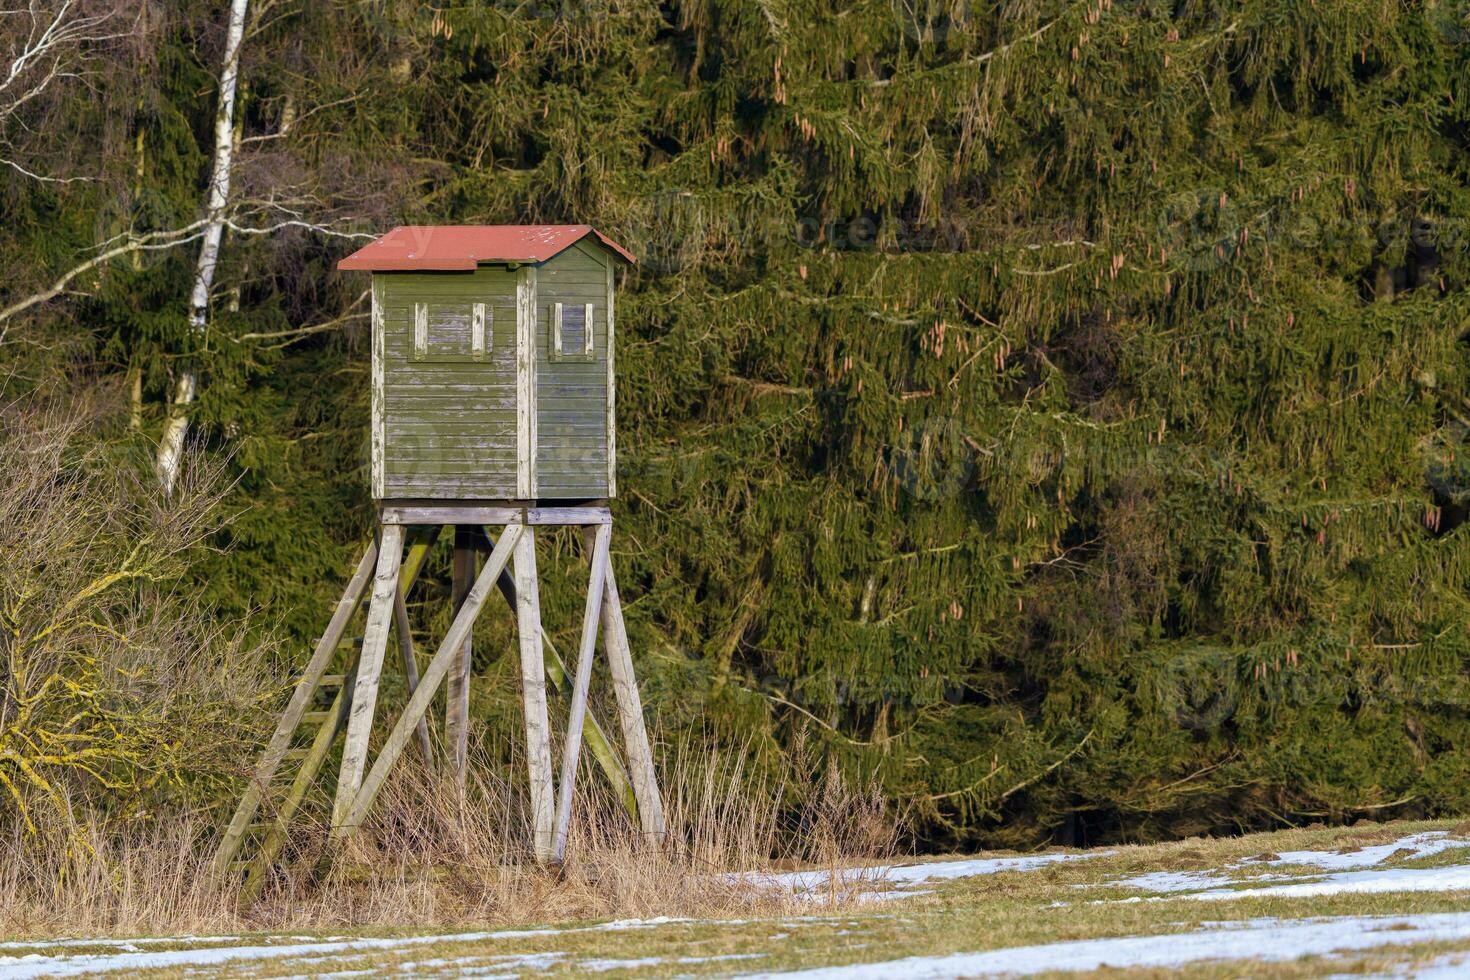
[734,849,1114,900]
[738,830,1470,905]
[880,852,1117,886]
[1105,868,1253,893]
[12,832,1470,976]
[0,918,686,979]
[1183,862,1470,901]
[1351,951,1470,979]
[1113,831,1470,895]
[0,932,510,979]
[579,956,665,972]
[745,911,1470,979]
[1261,831,1470,871]
[0,936,249,952]
[1107,831,1470,902]
[388,952,567,975]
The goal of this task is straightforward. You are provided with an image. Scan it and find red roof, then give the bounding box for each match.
[337,225,635,271]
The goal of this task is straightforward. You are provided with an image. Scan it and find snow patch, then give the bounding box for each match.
[741,911,1470,979]
[1260,832,1470,872]
[0,933,510,978]
[735,850,1113,903]
[565,952,770,973]
[396,952,566,974]
[1376,951,1470,979]
[1105,869,1243,893]
[0,916,706,978]
[1184,863,1470,902]
[579,956,665,972]
[1108,831,1470,900]
[591,916,689,931]
[0,936,242,952]
[0,919,696,979]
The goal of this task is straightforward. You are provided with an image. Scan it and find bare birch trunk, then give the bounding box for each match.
[155,0,249,492]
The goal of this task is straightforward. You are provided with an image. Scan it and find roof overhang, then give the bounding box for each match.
[337,224,636,272]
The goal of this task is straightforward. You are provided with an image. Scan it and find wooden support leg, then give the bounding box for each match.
[480,526,637,820]
[333,524,405,829]
[514,526,556,863]
[551,523,612,863]
[396,525,440,768]
[446,525,476,783]
[336,528,521,836]
[212,541,378,879]
[392,575,432,768]
[602,559,666,841]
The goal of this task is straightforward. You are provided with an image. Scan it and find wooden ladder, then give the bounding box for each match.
[211,525,639,902]
[210,532,419,904]
[222,665,357,902]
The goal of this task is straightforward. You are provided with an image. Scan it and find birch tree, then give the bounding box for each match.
[154,0,249,492]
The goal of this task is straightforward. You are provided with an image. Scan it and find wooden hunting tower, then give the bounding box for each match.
[342,225,632,501]
[213,227,662,899]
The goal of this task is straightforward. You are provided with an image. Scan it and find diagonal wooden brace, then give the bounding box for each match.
[394,525,441,767]
[479,525,638,821]
[334,526,522,838]
[550,523,611,863]
[601,559,665,841]
[333,524,405,828]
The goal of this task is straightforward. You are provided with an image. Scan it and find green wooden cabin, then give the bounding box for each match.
[338,225,634,502]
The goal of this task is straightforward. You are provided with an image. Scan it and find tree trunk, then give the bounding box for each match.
[128,365,142,431]
[155,0,249,492]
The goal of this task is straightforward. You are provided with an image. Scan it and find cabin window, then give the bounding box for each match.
[552,302,595,361]
[412,300,492,361]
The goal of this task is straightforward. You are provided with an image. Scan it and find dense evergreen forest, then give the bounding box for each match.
[3,0,1470,852]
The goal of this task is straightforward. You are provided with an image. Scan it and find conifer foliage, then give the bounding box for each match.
[2,0,1470,847]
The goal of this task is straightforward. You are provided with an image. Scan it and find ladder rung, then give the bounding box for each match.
[319,674,346,687]
[284,748,310,761]
[337,636,365,649]
[246,822,276,835]
[303,711,331,724]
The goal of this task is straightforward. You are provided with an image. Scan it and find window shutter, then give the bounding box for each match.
[413,302,427,360]
[472,302,488,359]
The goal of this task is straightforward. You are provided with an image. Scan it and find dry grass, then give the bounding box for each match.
[0,398,901,944]
[0,742,897,940]
[8,807,1470,976]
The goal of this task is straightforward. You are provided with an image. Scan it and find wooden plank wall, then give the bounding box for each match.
[374,241,615,502]
[535,240,611,498]
[379,269,519,498]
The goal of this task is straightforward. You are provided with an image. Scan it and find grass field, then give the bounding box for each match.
[6,819,1470,977]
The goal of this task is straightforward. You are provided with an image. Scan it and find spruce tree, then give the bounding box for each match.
[3,0,1469,847]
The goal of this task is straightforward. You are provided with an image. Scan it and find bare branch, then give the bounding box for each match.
[866,17,1060,88]
[222,217,376,241]
[239,92,362,145]
[0,221,212,340]
[0,205,374,345]
[0,0,132,183]
[0,153,89,182]
[233,311,369,347]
